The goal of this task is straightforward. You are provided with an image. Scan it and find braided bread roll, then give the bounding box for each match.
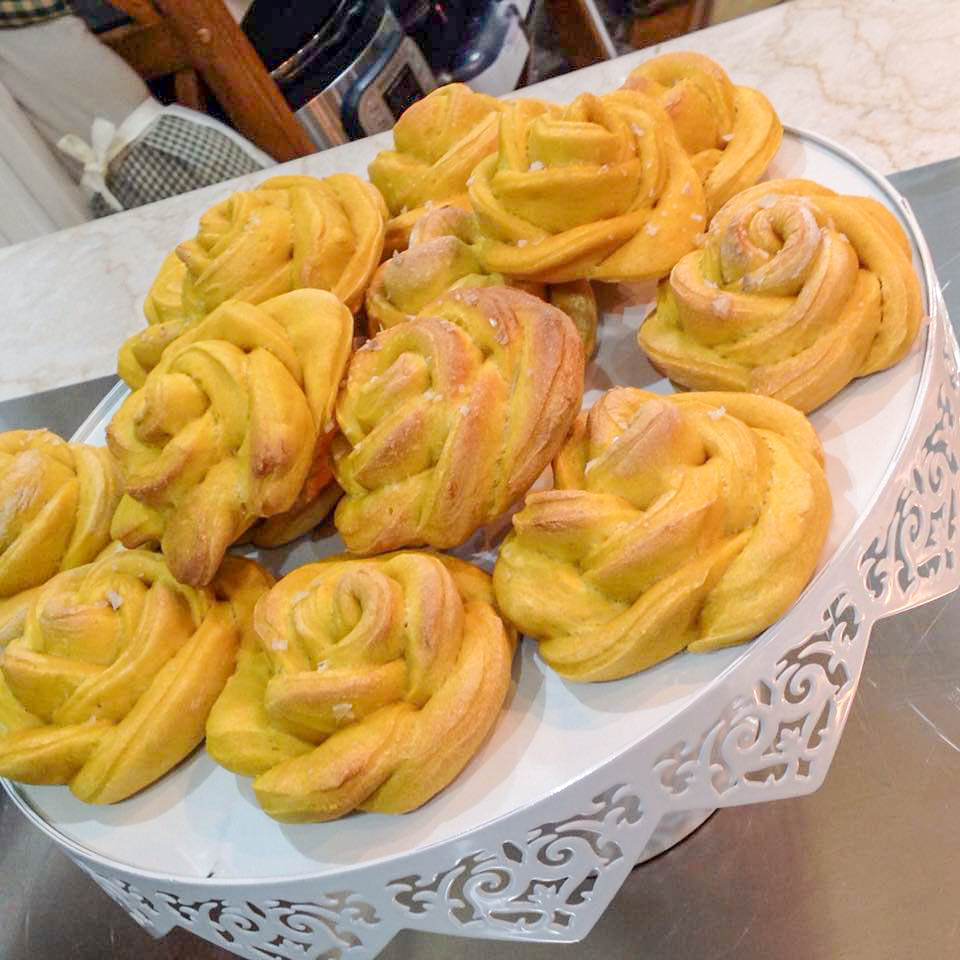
[0,549,272,803]
[0,430,122,599]
[368,84,505,255]
[333,286,585,554]
[109,289,353,586]
[624,52,782,216]
[365,204,501,333]
[206,552,515,822]
[365,204,598,354]
[118,174,386,387]
[468,90,705,283]
[493,389,831,682]
[638,179,924,412]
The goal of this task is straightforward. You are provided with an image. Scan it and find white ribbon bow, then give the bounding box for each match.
[57,117,128,213]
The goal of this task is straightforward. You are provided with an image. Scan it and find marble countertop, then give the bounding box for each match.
[2,0,958,403]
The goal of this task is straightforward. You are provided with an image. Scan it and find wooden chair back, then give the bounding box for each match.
[100,0,314,162]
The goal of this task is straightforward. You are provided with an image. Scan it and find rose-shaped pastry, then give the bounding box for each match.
[333,286,585,554]
[637,179,924,412]
[365,204,598,354]
[118,174,386,388]
[624,52,782,216]
[368,84,505,254]
[468,90,706,283]
[109,289,353,586]
[493,389,831,681]
[365,205,501,333]
[206,552,515,822]
[0,430,122,599]
[0,549,272,803]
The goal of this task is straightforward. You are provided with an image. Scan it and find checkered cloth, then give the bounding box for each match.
[0,0,71,28]
[89,112,266,217]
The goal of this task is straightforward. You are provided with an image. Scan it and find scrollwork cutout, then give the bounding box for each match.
[656,594,860,803]
[81,864,379,960]
[388,783,643,935]
[861,346,960,602]
[154,892,380,959]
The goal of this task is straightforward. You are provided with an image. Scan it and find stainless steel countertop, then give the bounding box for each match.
[3,159,960,959]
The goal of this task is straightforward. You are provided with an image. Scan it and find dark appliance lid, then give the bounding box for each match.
[242,0,385,91]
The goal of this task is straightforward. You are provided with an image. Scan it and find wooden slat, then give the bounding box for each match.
[148,0,315,162]
[545,0,613,69]
[173,68,207,113]
[99,21,190,80]
[628,1,710,49]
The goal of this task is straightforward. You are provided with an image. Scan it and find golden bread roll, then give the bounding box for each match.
[118,174,386,387]
[333,286,585,554]
[365,204,599,354]
[0,549,272,803]
[468,90,706,283]
[206,552,515,822]
[493,389,831,681]
[365,205,498,333]
[637,179,924,411]
[624,51,782,217]
[0,430,122,599]
[109,289,354,586]
[368,84,504,254]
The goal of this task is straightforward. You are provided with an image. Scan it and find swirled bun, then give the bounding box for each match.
[333,286,585,553]
[365,203,598,354]
[206,552,515,822]
[0,550,272,803]
[118,174,386,387]
[365,205,500,333]
[368,84,507,254]
[493,389,831,681]
[624,52,782,216]
[637,179,924,411]
[468,90,705,283]
[109,289,354,585]
[0,430,122,599]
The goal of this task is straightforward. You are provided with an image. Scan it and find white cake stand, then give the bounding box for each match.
[5,127,959,960]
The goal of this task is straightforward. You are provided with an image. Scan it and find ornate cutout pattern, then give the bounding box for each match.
[156,893,380,958]
[388,784,644,935]
[81,863,379,959]
[861,341,960,602]
[655,594,861,804]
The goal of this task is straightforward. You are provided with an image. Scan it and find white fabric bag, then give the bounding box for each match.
[58,99,272,216]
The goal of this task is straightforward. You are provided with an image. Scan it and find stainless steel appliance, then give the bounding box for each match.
[242,0,437,150]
